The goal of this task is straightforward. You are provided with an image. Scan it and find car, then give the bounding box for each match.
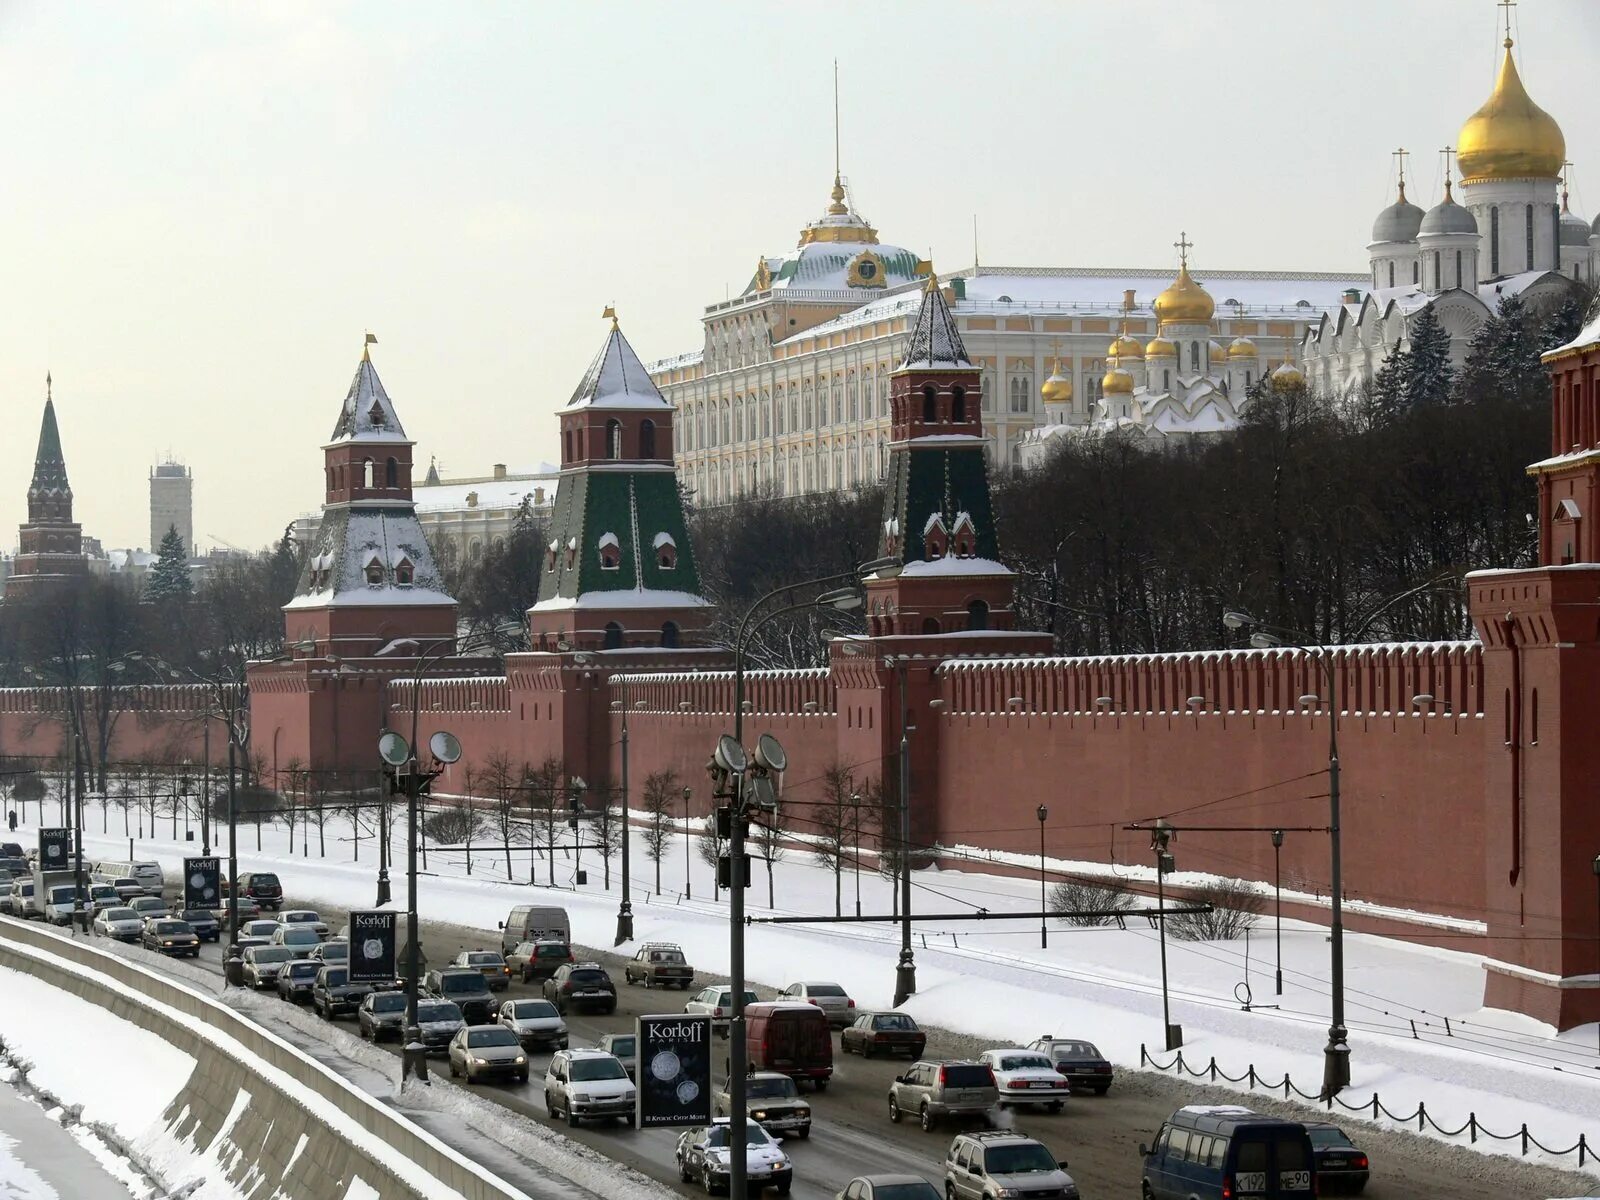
[507,939,574,984]
[225,896,262,922]
[42,884,92,926]
[0,841,22,859]
[543,1048,635,1127]
[675,1119,793,1196]
[241,945,296,988]
[1141,1107,1317,1200]
[542,962,617,1015]
[237,871,283,911]
[623,941,695,990]
[358,990,409,1041]
[270,926,323,956]
[1027,1037,1114,1095]
[842,1012,927,1060]
[498,904,570,957]
[979,1048,1070,1112]
[308,940,349,965]
[310,965,369,1018]
[596,1032,637,1079]
[0,881,33,918]
[180,908,221,942]
[232,935,272,955]
[424,968,497,1024]
[833,1178,940,1200]
[449,1025,530,1084]
[276,959,322,1003]
[714,1071,811,1140]
[92,905,145,941]
[1305,1123,1370,1194]
[106,876,146,902]
[888,1061,998,1132]
[88,883,120,910]
[496,998,568,1051]
[449,949,512,991]
[779,981,856,1028]
[129,895,171,922]
[414,999,467,1054]
[142,918,201,958]
[686,985,760,1034]
[945,1130,1078,1200]
[279,909,328,939]
[241,918,281,941]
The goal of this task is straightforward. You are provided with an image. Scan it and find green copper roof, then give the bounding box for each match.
[538,470,702,602]
[29,399,70,497]
[880,444,1000,565]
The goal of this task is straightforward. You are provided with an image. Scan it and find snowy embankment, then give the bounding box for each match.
[29,804,1600,1178]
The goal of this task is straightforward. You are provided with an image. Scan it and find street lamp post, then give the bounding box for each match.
[1037,805,1049,950]
[1152,820,1178,1051]
[850,791,862,919]
[682,786,692,900]
[611,691,634,945]
[1593,855,1600,1054]
[1272,829,1285,996]
[890,655,917,1007]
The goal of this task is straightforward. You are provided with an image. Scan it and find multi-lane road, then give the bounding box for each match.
[129,897,1594,1200]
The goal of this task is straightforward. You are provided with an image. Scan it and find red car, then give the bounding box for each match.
[842,1011,927,1059]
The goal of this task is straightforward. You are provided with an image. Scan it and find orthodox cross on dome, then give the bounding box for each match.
[1498,0,1515,44]
[1392,147,1410,199]
[1173,232,1192,269]
[1562,160,1574,209]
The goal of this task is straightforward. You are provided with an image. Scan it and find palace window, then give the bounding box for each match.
[394,557,414,586]
[640,419,657,459]
[952,386,966,423]
[966,599,989,631]
[1526,204,1534,269]
[606,419,622,459]
[1456,249,1463,286]
[1490,207,1500,275]
[660,621,680,648]
[362,458,374,489]
[364,557,384,586]
[385,457,398,488]
[1388,262,1395,288]
[603,622,624,650]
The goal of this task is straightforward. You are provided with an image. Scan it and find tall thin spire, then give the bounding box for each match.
[827,59,848,216]
[973,214,979,272]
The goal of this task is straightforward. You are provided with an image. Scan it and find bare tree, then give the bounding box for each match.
[524,757,564,886]
[810,765,852,918]
[640,769,680,896]
[749,804,788,909]
[481,750,518,879]
[591,786,623,891]
[1050,878,1136,927]
[1168,878,1264,942]
[696,814,721,903]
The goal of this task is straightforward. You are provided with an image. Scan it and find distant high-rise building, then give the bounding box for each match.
[150,459,193,554]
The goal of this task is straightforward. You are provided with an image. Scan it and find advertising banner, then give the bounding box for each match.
[37,828,70,873]
[348,910,398,984]
[636,1013,713,1128]
[183,857,221,909]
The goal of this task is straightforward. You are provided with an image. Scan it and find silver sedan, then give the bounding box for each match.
[448,1025,529,1084]
[92,906,144,941]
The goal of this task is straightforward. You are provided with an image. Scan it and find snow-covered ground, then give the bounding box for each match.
[14,800,1600,1178]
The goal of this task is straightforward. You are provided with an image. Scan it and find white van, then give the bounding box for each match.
[499,905,570,957]
[91,861,166,896]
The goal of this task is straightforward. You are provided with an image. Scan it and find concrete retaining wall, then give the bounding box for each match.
[0,917,529,1200]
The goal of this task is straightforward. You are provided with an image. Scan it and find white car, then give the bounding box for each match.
[543,1048,635,1127]
[675,1119,794,1195]
[496,998,568,1051]
[128,895,170,922]
[279,909,329,939]
[779,980,857,1028]
[685,986,760,1034]
[979,1048,1071,1112]
[241,919,281,940]
[92,906,145,941]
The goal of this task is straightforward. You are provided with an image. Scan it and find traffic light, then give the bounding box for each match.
[717,853,752,889]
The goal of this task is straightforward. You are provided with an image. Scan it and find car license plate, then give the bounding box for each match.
[1280,1171,1311,1189]
[578,990,602,997]
[1323,1157,1346,1167]
[1237,1172,1266,1192]
[1029,1081,1052,1088]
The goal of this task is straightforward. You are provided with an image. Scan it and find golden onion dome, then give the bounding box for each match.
[1108,333,1143,360]
[1208,340,1225,360]
[1102,367,1134,395]
[1272,360,1305,387]
[1228,336,1258,359]
[1040,361,1073,405]
[1154,262,1215,326]
[1145,335,1176,358]
[1457,38,1565,182]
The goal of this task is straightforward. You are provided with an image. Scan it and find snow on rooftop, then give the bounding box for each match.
[528,588,713,612]
[901,282,974,370]
[566,326,670,410]
[329,356,409,444]
[413,477,554,514]
[897,556,1012,577]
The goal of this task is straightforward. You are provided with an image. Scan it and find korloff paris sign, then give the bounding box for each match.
[183,858,221,909]
[37,828,69,871]
[636,1013,713,1128]
[348,910,398,983]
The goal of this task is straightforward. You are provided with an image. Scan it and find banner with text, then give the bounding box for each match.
[183,857,221,909]
[348,910,398,984]
[37,828,70,873]
[636,1013,713,1128]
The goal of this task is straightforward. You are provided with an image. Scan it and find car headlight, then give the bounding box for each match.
[995,1191,1019,1200]
[162,940,174,946]
[514,1056,526,1065]
[572,1092,591,1103]
[796,1106,810,1117]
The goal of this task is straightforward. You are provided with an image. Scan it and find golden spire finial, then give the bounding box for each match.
[362,331,377,362]
[602,305,619,331]
[45,371,51,402]
[825,59,850,216]
[919,260,938,293]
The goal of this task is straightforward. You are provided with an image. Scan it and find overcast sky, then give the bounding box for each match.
[2,1,1596,552]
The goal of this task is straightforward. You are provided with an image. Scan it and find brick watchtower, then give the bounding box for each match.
[529,311,713,651]
[9,375,89,601]
[281,341,456,658]
[1468,311,1600,1029]
[865,274,1017,635]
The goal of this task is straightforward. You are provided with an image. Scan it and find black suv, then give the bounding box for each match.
[542,962,617,1015]
[424,967,496,1023]
[238,872,283,912]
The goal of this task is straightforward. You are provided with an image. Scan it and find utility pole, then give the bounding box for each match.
[893,657,916,1007]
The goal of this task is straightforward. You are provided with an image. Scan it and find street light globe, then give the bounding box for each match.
[1036,805,1048,822]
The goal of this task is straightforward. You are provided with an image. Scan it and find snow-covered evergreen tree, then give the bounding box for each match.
[1457,294,1546,405]
[1366,342,1408,425]
[1401,305,1454,408]
[145,525,192,602]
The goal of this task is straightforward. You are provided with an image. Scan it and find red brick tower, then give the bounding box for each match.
[281,341,457,659]
[9,375,89,601]
[864,275,1018,635]
[1468,311,1600,1028]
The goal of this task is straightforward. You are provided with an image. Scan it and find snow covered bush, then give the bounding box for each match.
[1050,878,1135,927]
[1167,878,1263,941]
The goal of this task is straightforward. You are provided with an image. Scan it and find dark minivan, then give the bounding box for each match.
[1141,1106,1316,1200]
[238,872,283,911]
[744,1001,834,1089]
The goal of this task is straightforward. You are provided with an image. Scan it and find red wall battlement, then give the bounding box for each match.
[0,684,211,764]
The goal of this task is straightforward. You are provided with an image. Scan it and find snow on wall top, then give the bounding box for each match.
[565,325,671,411]
[329,356,409,444]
